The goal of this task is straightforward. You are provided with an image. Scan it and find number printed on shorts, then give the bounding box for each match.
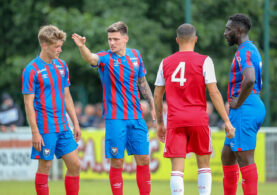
[171,62,187,86]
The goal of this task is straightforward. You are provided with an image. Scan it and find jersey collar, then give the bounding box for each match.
[36,56,54,66]
[238,40,252,50]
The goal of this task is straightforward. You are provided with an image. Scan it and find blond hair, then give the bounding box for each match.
[38,25,66,45]
[106,21,128,35]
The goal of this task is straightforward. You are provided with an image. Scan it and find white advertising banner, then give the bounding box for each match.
[0,129,38,180]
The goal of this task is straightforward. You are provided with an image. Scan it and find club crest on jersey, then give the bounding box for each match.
[133,61,139,67]
[59,69,65,77]
[111,147,118,156]
[43,149,50,157]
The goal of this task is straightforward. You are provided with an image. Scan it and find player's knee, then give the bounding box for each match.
[38,161,52,174]
[111,158,124,168]
[68,159,81,175]
[136,155,149,166]
[236,153,254,167]
[221,146,236,165]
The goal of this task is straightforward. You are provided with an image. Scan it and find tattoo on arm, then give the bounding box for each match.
[138,77,154,109]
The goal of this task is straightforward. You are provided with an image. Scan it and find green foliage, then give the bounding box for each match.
[0,0,276,125]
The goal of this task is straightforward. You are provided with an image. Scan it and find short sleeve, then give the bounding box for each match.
[237,49,254,72]
[203,56,217,84]
[96,51,109,68]
[155,60,165,86]
[22,66,36,94]
[137,50,147,78]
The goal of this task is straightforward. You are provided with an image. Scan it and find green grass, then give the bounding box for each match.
[1,180,277,195]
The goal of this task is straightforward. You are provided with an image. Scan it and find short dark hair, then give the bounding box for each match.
[229,13,252,32]
[106,21,128,35]
[176,23,196,41]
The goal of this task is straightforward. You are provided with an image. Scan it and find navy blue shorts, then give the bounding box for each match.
[224,94,265,151]
[105,119,149,159]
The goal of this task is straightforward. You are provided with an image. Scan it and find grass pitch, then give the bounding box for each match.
[1,180,277,195]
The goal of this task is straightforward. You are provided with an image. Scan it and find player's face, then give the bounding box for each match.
[108,32,128,54]
[44,40,63,59]
[224,20,238,46]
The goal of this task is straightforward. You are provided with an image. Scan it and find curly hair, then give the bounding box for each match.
[38,25,66,45]
[229,13,252,32]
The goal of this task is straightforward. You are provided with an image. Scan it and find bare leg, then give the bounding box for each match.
[221,145,237,165]
[63,150,80,195]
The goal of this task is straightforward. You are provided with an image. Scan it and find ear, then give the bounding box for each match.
[41,43,47,50]
[124,35,129,43]
[176,37,179,45]
[235,25,245,36]
[194,36,198,44]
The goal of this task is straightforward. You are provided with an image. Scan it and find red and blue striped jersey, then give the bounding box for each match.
[22,56,71,134]
[95,48,146,119]
[227,41,263,102]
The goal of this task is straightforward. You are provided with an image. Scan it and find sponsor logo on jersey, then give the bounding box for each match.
[111,147,118,156]
[56,65,63,68]
[113,59,120,67]
[43,148,50,157]
[38,68,47,74]
[130,58,139,67]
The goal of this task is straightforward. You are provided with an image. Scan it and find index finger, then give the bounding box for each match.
[37,142,41,152]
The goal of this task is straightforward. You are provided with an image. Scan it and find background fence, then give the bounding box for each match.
[0,127,276,181]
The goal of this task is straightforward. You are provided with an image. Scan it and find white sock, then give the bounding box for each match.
[198,168,212,195]
[170,171,184,195]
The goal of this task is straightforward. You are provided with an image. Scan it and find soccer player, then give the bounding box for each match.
[72,21,155,195]
[222,14,266,195]
[154,23,235,195]
[22,25,81,195]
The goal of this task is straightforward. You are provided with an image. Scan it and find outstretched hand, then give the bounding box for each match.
[72,33,86,48]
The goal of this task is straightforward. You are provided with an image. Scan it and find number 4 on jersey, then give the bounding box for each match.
[171,62,187,86]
